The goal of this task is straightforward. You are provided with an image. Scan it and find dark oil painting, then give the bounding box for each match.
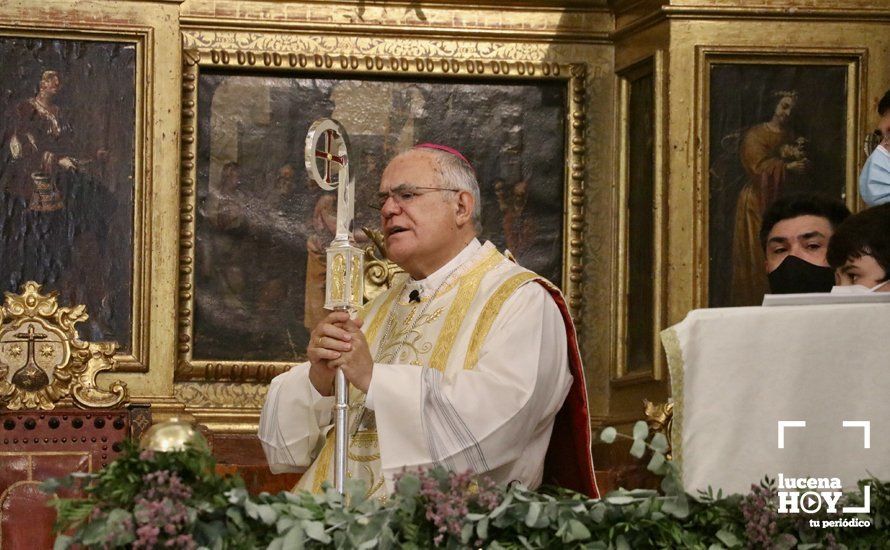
[194,72,566,361]
[0,37,137,349]
[707,64,847,308]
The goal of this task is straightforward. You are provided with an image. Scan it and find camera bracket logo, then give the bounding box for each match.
[775,420,871,525]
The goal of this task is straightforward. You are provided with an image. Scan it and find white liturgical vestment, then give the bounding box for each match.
[259,240,572,498]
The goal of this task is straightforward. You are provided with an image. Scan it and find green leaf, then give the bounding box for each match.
[477,516,489,540]
[599,427,617,444]
[661,473,680,496]
[615,534,631,550]
[104,509,135,546]
[358,539,378,550]
[52,535,73,550]
[716,529,741,548]
[590,503,607,522]
[629,438,646,458]
[647,451,666,473]
[276,516,296,533]
[282,524,305,549]
[650,433,669,452]
[490,494,513,518]
[461,523,474,544]
[304,520,331,544]
[227,487,248,505]
[345,478,368,507]
[396,475,421,498]
[256,503,278,525]
[79,517,108,546]
[604,495,635,505]
[661,496,690,519]
[525,501,542,527]
[565,519,591,542]
[632,420,649,441]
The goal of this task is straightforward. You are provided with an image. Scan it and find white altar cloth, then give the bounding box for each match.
[662,303,890,495]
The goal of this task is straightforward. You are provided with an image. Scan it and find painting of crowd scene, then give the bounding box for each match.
[193,72,567,361]
[707,63,847,307]
[0,36,136,349]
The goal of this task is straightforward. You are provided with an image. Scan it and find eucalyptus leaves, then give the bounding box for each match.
[42,427,886,549]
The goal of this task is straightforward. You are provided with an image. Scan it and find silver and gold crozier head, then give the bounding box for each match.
[304,119,363,312]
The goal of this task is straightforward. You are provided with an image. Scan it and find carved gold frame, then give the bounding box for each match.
[613,51,666,385]
[693,47,866,308]
[0,21,154,374]
[176,34,590,386]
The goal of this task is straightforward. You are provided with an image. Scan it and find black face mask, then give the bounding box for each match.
[767,254,835,294]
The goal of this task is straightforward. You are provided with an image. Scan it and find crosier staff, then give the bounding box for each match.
[304,119,363,494]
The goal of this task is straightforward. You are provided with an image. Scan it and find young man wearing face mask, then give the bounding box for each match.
[828,203,890,293]
[759,194,851,295]
[859,90,890,207]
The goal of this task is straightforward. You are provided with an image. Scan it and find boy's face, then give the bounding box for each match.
[836,254,890,291]
[764,215,833,273]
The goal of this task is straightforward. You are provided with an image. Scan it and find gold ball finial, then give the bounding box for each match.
[139,417,209,453]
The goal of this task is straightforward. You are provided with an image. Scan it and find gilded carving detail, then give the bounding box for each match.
[330,253,346,302]
[173,382,269,409]
[0,282,128,410]
[179,2,611,41]
[183,32,555,62]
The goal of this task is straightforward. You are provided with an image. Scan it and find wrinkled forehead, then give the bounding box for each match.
[378,150,442,192]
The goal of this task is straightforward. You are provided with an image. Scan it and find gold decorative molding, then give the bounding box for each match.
[0,282,128,410]
[180,1,613,43]
[176,32,590,383]
[662,3,890,22]
[174,382,268,409]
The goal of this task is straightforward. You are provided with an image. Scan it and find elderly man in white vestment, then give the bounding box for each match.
[259,144,597,499]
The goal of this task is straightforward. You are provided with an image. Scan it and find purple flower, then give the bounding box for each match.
[397,467,502,545]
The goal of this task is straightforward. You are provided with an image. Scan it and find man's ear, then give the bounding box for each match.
[454,190,474,227]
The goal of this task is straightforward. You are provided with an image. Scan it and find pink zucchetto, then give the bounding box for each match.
[413,143,476,175]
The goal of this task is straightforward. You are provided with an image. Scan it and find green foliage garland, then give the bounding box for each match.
[42,426,888,549]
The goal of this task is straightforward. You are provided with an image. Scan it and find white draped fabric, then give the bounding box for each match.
[259,240,572,498]
[663,303,890,495]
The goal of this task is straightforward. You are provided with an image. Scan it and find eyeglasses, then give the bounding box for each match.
[370,185,460,210]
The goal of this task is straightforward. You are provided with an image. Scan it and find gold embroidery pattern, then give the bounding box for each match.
[350,430,379,450]
[463,272,537,371]
[375,305,444,365]
[660,327,685,478]
[365,281,406,345]
[311,428,337,493]
[361,464,385,497]
[428,250,504,373]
